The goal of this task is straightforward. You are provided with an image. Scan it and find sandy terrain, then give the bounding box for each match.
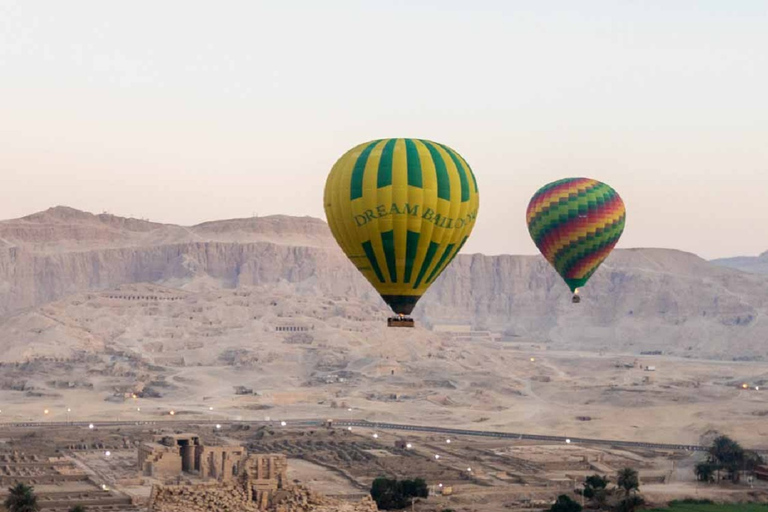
[287,458,364,496]
[0,207,767,510]
[0,419,766,512]
[2,305,766,450]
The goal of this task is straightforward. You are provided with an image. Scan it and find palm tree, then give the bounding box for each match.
[695,462,716,483]
[616,468,642,512]
[616,468,639,497]
[4,483,40,512]
[709,435,745,482]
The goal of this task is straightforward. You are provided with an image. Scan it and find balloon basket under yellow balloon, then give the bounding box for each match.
[572,294,581,304]
[387,316,415,328]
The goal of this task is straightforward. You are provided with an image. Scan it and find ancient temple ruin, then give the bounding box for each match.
[139,433,285,485]
[140,432,291,508]
[140,432,370,511]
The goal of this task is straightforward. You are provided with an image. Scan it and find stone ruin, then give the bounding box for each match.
[149,483,379,512]
[141,433,378,511]
[139,433,267,484]
[0,451,140,511]
[139,433,284,507]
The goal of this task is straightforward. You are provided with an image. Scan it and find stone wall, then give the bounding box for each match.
[242,454,288,506]
[139,438,279,489]
[150,482,260,512]
[148,453,377,511]
[197,445,247,481]
[139,443,183,479]
[149,482,378,512]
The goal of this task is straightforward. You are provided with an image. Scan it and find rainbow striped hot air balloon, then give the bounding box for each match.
[526,177,625,302]
[324,139,480,325]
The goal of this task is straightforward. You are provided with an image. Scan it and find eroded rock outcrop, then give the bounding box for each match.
[1,207,767,358]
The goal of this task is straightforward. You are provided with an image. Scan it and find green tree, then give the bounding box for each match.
[4,483,40,512]
[400,478,428,499]
[582,474,609,499]
[370,477,400,510]
[613,468,643,512]
[549,494,582,512]
[743,450,763,472]
[695,462,716,483]
[615,494,644,512]
[708,435,745,482]
[616,468,639,497]
[370,477,429,510]
[69,506,87,512]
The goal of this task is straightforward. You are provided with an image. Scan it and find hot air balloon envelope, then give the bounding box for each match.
[324,139,480,322]
[526,177,625,298]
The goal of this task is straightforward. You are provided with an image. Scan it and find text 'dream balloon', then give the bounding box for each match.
[324,138,480,317]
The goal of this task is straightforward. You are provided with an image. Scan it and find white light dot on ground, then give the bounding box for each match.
[446,439,451,444]
[347,427,352,431]
[566,439,571,444]
[434,455,440,460]
[89,424,94,429]
[373,434,378,439]
[406,443,412,449]
[280,421,287,427]
[216,424,221,429]
[105,451,111,457]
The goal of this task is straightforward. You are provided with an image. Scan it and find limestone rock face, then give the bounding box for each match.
[712,250,768,275]
[419,248,768,358]
[1,207,767,359]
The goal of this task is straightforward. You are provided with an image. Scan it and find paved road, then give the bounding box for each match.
[332,420,710,452]
[2,418,765,454]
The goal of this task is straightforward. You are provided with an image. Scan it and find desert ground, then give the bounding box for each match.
[1,209,767,510]
[1,285,767,449]
[0,421,766,512]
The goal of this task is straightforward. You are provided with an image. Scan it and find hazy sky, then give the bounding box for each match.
[2,1,767,259]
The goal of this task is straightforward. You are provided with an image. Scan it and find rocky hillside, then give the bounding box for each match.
[423,248,768,358]
[1,207,767,359]
[712,251,768,275]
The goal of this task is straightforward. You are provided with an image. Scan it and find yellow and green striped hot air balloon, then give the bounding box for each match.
[324,138,480,324]
[526,177,626,302]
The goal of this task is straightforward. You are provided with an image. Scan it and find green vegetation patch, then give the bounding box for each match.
[648,501,768,512]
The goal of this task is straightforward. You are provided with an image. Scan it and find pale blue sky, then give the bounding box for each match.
[1,1,766,258]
